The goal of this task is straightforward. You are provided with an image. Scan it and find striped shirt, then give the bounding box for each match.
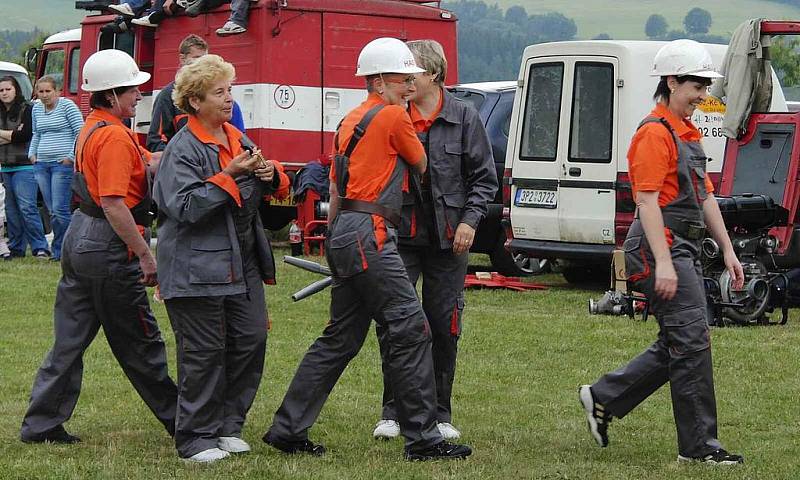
[28,98,84,163]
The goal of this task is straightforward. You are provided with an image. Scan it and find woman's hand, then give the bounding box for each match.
[654,259,678,300]
[223,151,260,178]
[452,223,475,255]
[254,158,275,183]
[723,249,745,290]
[29,155,36,163]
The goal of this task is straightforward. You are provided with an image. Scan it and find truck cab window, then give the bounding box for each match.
[68,48,81,94]
[98,30,134,57]
[42,49,65,90]
[569,62,613,163]
[520,63,563,161]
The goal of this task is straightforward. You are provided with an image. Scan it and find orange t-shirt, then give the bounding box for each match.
[187,115,245,207]
[408,90,444,133]
[627,103,714,207]
[331,93,424,201]
[75,109,151,209]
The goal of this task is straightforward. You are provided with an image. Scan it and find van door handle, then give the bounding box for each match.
[568,167,581,177]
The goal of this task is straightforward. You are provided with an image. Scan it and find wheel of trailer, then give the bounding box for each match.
[489,236,549,276]
[562,264,609,288]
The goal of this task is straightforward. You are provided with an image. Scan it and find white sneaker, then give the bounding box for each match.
[186,448,230,463]
[372,419,400,439]
[437,422,461,440]
[216,21,247,36]
[108,3,135,17]
[218,436,251,453]
[131,13,159,28]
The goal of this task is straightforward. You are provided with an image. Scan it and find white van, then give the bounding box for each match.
[0,61,33,100]
[503,40,787,282]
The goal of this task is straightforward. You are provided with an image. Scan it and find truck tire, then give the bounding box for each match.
[490,235,549,276]
[562,264,609,287]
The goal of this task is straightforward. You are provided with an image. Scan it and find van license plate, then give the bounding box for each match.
[515,188,557,208]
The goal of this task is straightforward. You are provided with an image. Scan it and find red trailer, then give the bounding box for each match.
[30,0,458,230]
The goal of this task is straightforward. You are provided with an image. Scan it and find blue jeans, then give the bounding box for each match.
[1,170,49,256]
[125,0,151,10]
[35,161,74,259]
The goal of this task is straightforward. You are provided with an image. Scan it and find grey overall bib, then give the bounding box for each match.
[267,105,442,450]
[591,117,724,458]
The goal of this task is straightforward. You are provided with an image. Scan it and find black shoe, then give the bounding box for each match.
[185,0,206,17]
[579,385,611,447]
[262,431,325,456]
[404,441,472,461]
[21,426,81,444]
[678,449,744,465]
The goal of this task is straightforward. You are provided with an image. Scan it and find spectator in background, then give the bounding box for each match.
[184,0,259,36]
[29,76,84,262]
[0,76,48,259]
[0,183,10,260]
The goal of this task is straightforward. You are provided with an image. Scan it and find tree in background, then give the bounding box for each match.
[684,7,712,35]
[771,36,800,94]
[0,29,47,68]
[527,12,577,42]
[505,5,528,26]
[645,14,668,39]
[593,33,612,40]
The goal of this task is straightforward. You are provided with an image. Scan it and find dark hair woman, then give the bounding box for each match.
[0,75,48,259]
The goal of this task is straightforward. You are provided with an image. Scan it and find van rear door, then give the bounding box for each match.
[557,57,618,244]
[509,59,565,241]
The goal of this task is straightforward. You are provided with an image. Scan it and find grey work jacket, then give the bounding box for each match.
[153,126,277,299]
[399,89,497,250]
[710,18,772,139]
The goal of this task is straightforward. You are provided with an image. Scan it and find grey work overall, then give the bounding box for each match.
[377,129,468,424]
[591,117,724,458]
[163,173,269,458]
[267,105,443,450]
[21,123,177,440]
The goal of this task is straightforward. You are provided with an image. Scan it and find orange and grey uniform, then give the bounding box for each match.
[153,116,279,458]
[590,105,726,458]
[377,89,497,423]
[20,109,178,441]
[266,93,443,450]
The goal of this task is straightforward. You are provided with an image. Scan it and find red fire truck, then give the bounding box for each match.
[28,0,458,231]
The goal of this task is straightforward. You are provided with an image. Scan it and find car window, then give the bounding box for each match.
[520,62,563,161]
[42,49,65,90]
[99,30,135,57]
[451,89,486,111]
[68,48,81,94]
[569,62,614,163]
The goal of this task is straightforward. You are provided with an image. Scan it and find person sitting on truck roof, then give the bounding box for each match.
[185,0,258,36]
[106,0,151,18]
[131,0,177,28]
[578,39,745,466]
[371,39,497,443]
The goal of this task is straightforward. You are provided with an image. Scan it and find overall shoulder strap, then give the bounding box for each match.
[342,104,386,158]
[75,121,109,172]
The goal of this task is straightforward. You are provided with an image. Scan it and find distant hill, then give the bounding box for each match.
[491,0,800,39]
[0,0,86,33]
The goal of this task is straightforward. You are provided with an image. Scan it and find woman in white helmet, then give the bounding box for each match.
[20,49,178,445]
[579,39,745,465]
[264,37,472,461]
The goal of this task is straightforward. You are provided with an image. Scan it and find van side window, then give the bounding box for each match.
[42,49,65,90]
[569,62,614,163]
[520,63,563,161]
[68,48,81,94]
[98,30,135,58]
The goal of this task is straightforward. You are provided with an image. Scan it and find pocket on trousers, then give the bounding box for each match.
[384,301,430,347]
[326,230,370,278]
[622,234,651,284]
[662,307,710,356]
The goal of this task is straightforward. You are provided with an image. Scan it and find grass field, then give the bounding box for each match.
[491,0,800,40]
[1,248,799,479]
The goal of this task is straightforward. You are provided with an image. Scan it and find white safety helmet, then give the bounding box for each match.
[81,49,151,92]
[355,37,425,77]
[650,39,722,78]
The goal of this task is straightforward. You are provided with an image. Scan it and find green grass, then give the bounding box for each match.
[492,0,800,40]
[1,248,799,479]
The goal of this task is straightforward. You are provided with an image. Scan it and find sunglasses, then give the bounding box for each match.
[382,75,416,86]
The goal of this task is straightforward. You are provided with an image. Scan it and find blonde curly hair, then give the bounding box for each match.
[172,54,235,115]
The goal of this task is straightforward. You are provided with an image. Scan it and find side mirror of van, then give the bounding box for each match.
[25,47,39,75]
